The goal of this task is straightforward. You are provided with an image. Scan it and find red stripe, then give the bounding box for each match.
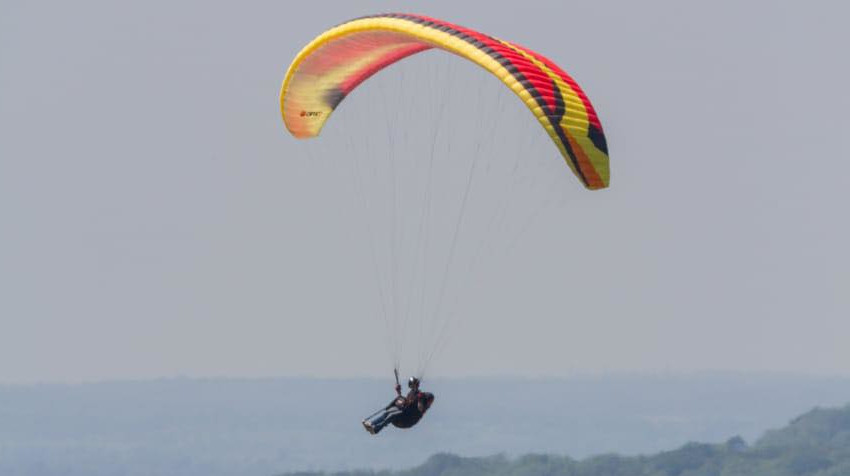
[509,43,602,129]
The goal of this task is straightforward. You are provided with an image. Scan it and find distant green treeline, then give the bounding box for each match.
[286,403,850,476]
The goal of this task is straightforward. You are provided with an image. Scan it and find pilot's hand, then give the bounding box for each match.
[395,384,402,395]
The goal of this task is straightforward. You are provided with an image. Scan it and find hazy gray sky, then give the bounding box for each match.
[1,1,848,384]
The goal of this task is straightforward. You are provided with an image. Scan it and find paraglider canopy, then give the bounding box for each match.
[280,13,610,190]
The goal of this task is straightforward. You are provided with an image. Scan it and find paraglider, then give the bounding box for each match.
[279,13,609,434]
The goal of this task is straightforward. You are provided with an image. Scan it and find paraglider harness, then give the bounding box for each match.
[362,369,434,434]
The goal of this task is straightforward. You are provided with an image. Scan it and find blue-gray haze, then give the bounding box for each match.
[2,375,850,475]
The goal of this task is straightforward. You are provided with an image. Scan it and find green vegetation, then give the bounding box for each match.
[285,404,850,476]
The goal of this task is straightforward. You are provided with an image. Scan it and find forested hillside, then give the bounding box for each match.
[286,404,850,476]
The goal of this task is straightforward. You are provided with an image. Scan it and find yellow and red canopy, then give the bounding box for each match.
[280,13,609,190]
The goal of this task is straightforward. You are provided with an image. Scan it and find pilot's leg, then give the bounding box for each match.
[365,405,403,434]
